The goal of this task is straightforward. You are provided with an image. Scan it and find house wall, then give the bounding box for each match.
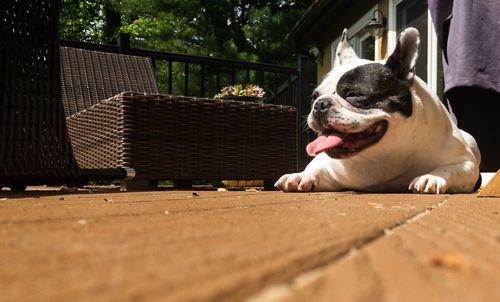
[316,0,388,84]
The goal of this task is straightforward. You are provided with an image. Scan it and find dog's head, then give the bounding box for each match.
[307,27,420,159]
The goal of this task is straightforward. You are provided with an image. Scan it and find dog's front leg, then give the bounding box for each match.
[408,160,479,194]
[274,172,318,192]
[275,154,341,192]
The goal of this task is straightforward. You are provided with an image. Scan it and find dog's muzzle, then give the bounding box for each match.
[312,97,333,119]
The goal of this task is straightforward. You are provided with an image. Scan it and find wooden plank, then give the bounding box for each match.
[478,170,500,197]
[278,194,500,302]
[0,191,444,302]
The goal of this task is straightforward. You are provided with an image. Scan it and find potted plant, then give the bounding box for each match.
[214,84,266,102]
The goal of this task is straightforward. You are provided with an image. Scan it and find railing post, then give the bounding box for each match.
[297,54,311,172]
[118,32,131,54]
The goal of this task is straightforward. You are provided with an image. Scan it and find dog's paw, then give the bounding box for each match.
[409,174,447,194]
[275,173,317,192]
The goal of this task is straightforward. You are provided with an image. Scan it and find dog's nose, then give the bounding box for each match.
[313,98,333,112]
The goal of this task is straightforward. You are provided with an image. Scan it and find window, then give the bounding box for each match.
[359,33,375,60]
[331,6,380,65]
[395,0,428,81]
[389,0,442,96]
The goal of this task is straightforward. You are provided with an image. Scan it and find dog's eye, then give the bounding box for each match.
[345,91,360,98]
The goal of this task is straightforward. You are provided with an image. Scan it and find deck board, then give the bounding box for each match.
[0,190,496,302]
[278,195,500,302]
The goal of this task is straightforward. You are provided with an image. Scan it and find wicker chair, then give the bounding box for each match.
[0,0,128,191]
[60,47,297,190]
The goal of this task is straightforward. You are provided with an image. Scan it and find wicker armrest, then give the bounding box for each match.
[66,95,125,169]
[67,92,297,181]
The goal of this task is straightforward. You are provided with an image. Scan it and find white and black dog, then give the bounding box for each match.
[275,28,480,194]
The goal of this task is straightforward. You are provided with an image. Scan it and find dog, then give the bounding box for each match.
[275,27,480,194]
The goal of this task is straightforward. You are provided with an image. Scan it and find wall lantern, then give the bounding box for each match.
[365,9,386,37]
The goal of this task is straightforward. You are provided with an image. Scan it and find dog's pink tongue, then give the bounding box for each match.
[306,135,343,156]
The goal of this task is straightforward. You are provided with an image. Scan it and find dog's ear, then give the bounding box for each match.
[333,29,359,68]
[385,27,420,80]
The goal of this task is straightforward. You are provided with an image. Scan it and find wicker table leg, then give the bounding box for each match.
[264,179,278,191]
[173,180,192,189]
[121,180,158,191]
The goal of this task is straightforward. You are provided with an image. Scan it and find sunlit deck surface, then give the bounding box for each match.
[1,188,499,302]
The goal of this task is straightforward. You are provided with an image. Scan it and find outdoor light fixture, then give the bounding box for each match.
[365,9,386,37]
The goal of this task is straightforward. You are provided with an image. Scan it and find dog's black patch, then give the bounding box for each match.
[336,63,412,117]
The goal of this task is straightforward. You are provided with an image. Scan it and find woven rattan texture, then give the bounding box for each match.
[0,0,81,184]
[60,47,159,117]
[66,98,124,169]
[67,93,297,181]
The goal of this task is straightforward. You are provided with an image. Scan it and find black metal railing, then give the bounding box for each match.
[60,33,314,170]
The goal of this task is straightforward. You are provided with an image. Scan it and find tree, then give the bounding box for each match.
[60,0,310,65]
[60,1,313,97]
[60,0,105,43]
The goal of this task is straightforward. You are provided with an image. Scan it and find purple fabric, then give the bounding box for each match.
[429,0,500,94]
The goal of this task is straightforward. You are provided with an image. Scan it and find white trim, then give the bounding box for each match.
[427,9,439,92]
[330,5,380,66]
[387,0,403,53]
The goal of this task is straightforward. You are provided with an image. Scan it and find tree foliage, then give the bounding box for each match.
[60,0,311,65]
[60,0,106,43]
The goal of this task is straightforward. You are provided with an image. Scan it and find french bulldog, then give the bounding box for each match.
[275,27,480,194]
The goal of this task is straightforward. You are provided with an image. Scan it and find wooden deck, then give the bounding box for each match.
[1,188,499,302]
